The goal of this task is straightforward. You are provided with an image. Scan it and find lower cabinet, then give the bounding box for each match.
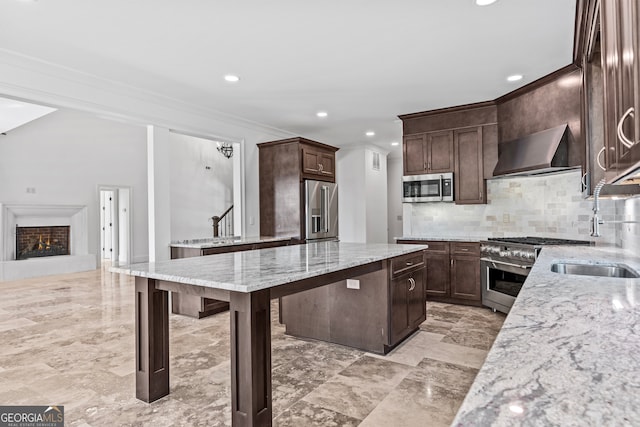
[397,239,481,306]
[390,267,426,346]
[170,239,291,318]
[280,251,426,354]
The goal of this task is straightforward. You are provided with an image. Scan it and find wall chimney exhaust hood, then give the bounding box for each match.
[492,124,577,177]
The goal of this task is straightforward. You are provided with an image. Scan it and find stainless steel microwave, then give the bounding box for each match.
[402,172,454,202]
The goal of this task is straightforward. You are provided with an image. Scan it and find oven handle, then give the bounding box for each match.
[481,258,531,270]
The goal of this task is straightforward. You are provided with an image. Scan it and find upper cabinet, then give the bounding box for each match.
[454,127,486,204]
[302,144,336,181]
[600,0,640,181]
[403,130,454,175]
[399,103,498,205]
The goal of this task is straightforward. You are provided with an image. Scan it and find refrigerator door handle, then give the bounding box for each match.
[322,185,330,233]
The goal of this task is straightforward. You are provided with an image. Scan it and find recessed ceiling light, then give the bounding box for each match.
[365,131,375,137]
[507,74,523,82]
[316,111,328,118]
[224,75,240,83]
[391,141,399,146]
[475,0,497,5]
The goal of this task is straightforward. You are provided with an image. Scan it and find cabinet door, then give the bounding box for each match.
[302,148,322,174]
[390,273,410,345]
[403,134,428,175]
[601,0,638,174]
[450,255,481,301]
[318,152,335,178]
[406,269,426,329]
[425,252,450,297]
[454,127,485,204]
[427,130,454,173]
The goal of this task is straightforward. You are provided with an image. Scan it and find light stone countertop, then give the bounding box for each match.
[452,245,640,426]
[112,241,428,293]
[169,235,291,249]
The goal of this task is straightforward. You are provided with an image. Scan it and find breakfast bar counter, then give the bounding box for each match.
[113,241,427,427]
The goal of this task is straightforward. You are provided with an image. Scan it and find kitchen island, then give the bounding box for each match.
[169,236,294,318]
[452,245,640,426]
[113,241,427,427]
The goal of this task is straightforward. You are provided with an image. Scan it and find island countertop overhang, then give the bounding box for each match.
[112,241,428,293]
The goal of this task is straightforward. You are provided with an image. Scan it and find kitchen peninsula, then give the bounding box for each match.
[113,241,427,427]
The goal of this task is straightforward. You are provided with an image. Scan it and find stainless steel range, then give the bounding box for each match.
[480,237,592,314]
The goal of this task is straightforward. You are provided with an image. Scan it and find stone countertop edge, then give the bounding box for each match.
[111,242,429,294]
[169,235,292,249]
[452,244,640,426]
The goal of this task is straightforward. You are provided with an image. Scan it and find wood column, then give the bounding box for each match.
[230,289,272,427]
[135,277,170,403]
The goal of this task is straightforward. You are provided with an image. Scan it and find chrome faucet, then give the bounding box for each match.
[591,179,640,237]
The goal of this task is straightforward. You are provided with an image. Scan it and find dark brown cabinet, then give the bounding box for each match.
[600,0,640,180]
[403,130,454,175]
[280,250,426,354]
[302,145,336,180]
[390,254,426,347]
[258,137,338,239]
[170,239,292,318]
[390,269,425,345]
[397,239,481,306]
[450,243,481,301]
[454,127,486,204]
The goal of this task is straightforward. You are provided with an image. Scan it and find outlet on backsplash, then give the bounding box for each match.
[503,214,510,224]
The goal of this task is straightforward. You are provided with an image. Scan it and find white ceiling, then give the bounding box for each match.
[1,0,577,153]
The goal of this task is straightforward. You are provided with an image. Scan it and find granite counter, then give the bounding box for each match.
[452,245,640,426]
[169,235,291,249]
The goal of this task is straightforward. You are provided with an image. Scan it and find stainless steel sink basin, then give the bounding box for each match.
[551,262,639,278]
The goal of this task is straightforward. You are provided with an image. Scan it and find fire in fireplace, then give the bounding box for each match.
[16,225,70,260]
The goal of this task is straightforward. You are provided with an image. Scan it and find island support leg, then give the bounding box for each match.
[135,277,170,402]
[230,289,272,427]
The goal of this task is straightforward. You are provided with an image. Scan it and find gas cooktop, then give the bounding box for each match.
[486,237,592,246]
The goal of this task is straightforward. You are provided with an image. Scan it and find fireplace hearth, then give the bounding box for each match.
[16,225,70,260]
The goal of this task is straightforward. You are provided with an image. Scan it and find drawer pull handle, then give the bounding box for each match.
[406,261,413,266]
[461,248,469,251]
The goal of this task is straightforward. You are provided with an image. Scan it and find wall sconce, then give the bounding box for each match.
[217,141,233,159]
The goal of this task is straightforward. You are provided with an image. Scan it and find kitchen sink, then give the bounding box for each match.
[550,262,639,278]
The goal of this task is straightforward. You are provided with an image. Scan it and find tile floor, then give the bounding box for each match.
[0,266,505,426]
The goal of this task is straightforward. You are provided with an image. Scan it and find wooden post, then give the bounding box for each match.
[135,277,170,402]
[230,289,272,426]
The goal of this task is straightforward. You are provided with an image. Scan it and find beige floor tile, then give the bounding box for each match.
[0,269,504,426]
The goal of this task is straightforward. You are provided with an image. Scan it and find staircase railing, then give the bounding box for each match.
[210,205,233,237]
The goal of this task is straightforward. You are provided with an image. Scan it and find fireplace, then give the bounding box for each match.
[16,225,70,260]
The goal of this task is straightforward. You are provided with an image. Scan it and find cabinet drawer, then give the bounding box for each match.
[391,252,425,277]
[450,242,480,256]
[423,241,450,254]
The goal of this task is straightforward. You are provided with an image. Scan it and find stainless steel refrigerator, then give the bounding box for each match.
[304,179,338,241]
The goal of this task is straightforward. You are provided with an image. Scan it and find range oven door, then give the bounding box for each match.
[481,258,531,314]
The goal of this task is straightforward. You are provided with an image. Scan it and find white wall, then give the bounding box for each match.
[169,133,234,240]
[0,109,149,264]
[620,196,640,253]
[365,148,388,243]
[387,157,403,242]
[337,146,388,243]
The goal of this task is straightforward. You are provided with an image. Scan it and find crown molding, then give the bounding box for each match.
[0,49,294,141]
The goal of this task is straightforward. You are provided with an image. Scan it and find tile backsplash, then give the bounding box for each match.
[404,169,620,245]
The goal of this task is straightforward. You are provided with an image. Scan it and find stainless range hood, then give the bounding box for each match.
[492,124,576,177]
